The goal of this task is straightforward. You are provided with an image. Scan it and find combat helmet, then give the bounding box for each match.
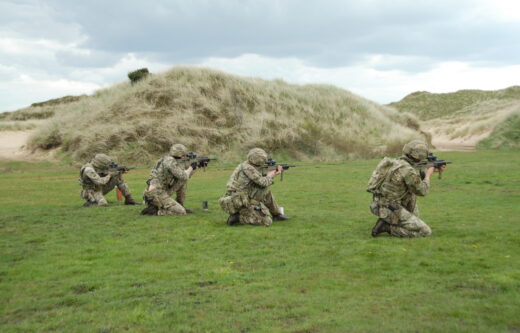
[91,153,112,171]
[402,140,429,161]
[169,143,188,157]
[247,148,268,166]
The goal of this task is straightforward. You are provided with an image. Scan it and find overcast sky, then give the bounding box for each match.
[1,0,520,112]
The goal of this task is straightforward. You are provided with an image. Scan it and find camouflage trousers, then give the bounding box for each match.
[221,187,281,226]
[142,183,187,216]
[81,174,131,206]
[387,207,431,238]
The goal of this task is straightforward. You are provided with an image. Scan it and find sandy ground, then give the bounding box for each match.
[0,129,36,160]
[430,132,489,151]
[423,124,491,151]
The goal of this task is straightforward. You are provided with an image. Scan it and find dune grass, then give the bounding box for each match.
[25,67,425,164]
[389,86,520,120]
[0,122,37,132]
[478,113,520,150]
[389,87,520,147]
[1,150,519,332]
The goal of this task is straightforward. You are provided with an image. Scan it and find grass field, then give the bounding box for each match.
[1,151,519,332]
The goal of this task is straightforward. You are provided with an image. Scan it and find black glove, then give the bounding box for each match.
[190,162,198,170]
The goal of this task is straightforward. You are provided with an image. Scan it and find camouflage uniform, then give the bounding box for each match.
[369,141,432,237]
[79,154,133,206]
[219,148,281,226]
[142,144,192,216]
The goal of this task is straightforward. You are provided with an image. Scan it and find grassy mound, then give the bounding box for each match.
[477,113,520,150]
[0,95,85,121]
[389,87,520,147]
[389,86,520,120]
[26,67,425,164]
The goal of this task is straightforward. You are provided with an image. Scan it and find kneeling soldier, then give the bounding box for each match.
[141,144,196,216]
[368,140,446,237]
[219,148,290,226]
[79,153,138,207]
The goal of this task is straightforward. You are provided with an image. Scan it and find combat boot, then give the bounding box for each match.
[371,218,390,237]
[227,213,240,226]
[124,195,140,205]
[140,205,158,215]
[83,201,96,207]
[177,202,193,214]
[273,214,290,221]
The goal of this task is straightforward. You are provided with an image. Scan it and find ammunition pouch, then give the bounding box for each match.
[219,191,249,214]
[370,201,401,225]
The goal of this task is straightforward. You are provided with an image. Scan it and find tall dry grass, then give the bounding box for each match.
[27,67,425,163]
[389,86,520,120]
[389,86,520,146]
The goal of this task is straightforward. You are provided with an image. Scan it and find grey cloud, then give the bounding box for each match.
[4,0,520,71]
[55,50,122,68]
[37,0,517,70]
[0,0,82,42]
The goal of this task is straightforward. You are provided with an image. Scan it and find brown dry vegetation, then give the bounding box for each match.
[389,86,520,148]
[27,67,426,163]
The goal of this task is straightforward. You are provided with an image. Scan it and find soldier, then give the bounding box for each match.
[141,143,197,216]
[79,153,138,207]
[219,148,290,226]
[368,140,446,237]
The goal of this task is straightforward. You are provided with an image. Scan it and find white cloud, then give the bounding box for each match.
[0,74,100,111]
[200,54,520,103]
[0,51,172,111]
[1,0,520,111]
[473,0,520,21]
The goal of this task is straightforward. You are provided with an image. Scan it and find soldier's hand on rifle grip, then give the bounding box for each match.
[425,166,435,179]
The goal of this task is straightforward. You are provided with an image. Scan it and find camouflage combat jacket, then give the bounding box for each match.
[79,163,110,190]
[226,161,273,195]
[148,156,190,194]
[373,156,430,212]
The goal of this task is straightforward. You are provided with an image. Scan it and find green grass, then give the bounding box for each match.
[478,113,520,150]
[1,151,520,332]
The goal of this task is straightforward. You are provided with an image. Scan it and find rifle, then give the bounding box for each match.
[261,158,297,181]
[186,152,217,170]
[108,162,135,174]
[417,153,452,179]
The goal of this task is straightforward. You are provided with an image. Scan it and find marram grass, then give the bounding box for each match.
[25,66,424,164]
[389,86,520,148]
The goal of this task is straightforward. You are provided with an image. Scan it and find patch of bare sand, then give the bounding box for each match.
[0,129,42,160]
[428,129,491,151]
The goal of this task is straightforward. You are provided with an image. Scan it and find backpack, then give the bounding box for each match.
[366,157,401,194]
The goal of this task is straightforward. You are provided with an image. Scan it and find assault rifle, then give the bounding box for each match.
[186,152,217,170]
[108,161,135,173]
[261,158,297,181]
[417,153,452,179]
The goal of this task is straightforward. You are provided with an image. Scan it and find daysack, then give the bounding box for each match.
[366,157,401,194]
